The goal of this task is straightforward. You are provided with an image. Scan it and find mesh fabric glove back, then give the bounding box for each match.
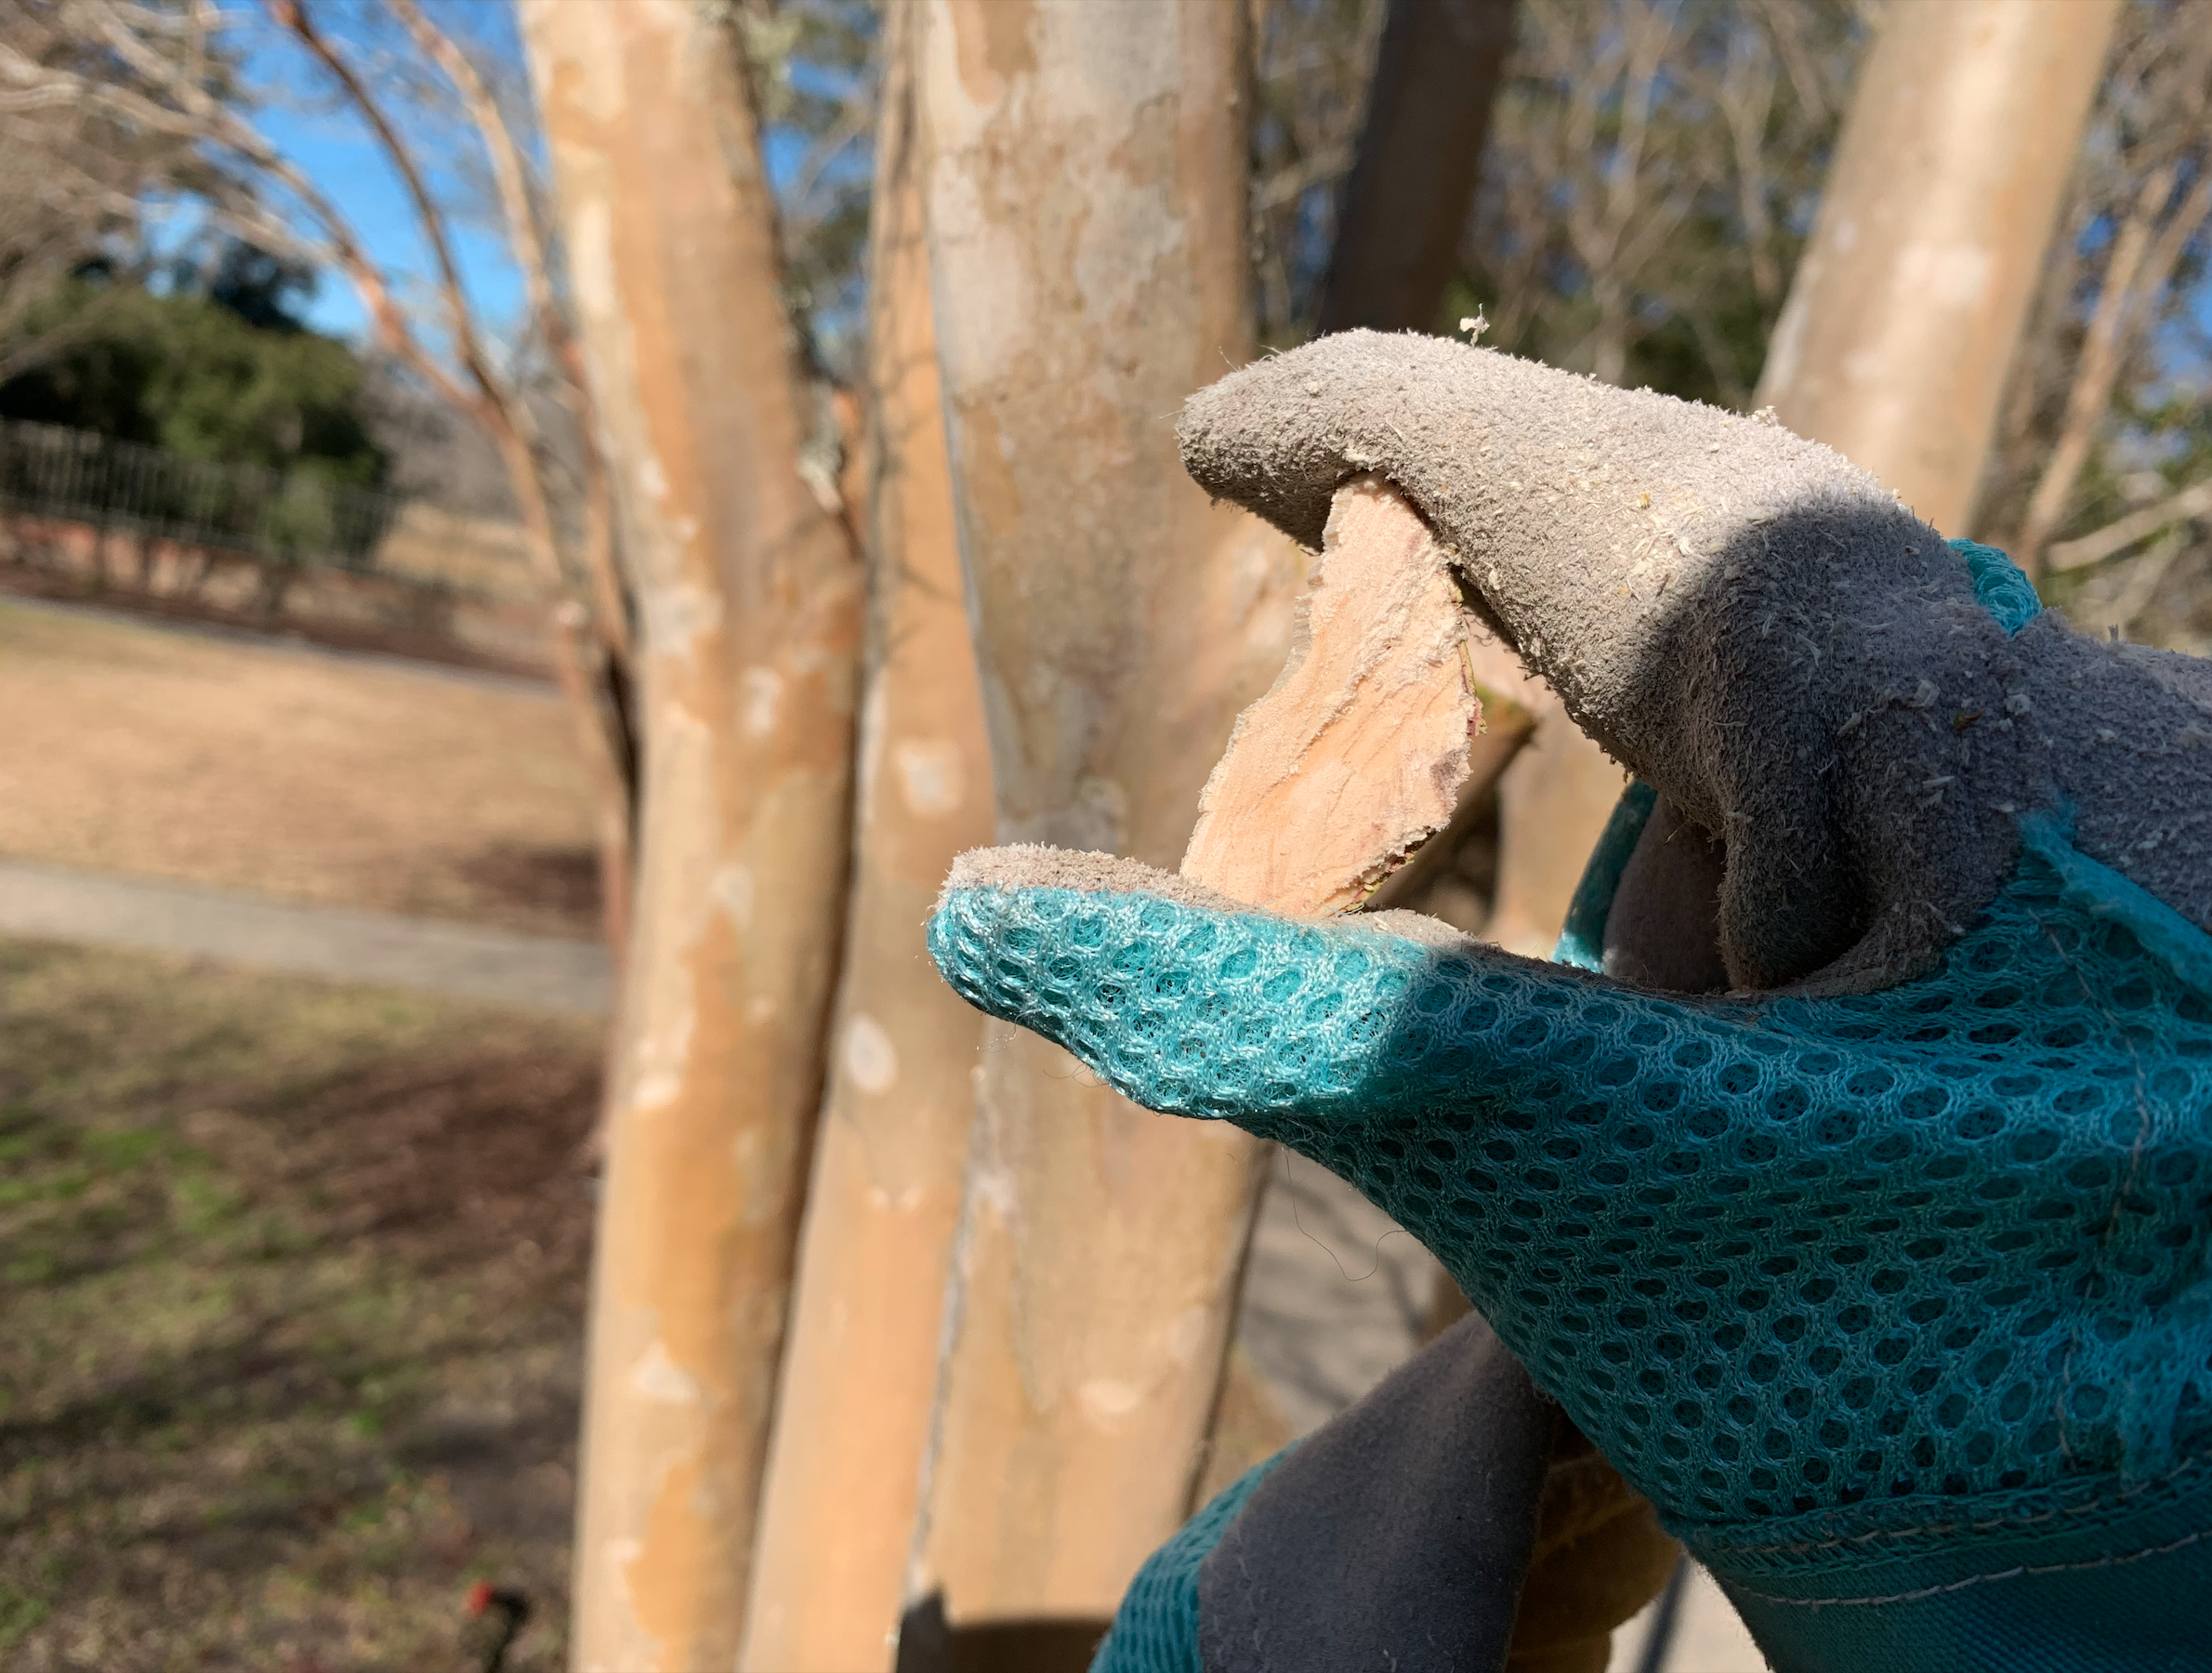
[930,807,2212,1668]
[1093,1453,1287,1673]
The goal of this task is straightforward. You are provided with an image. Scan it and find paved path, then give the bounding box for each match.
[1240,1149,1439,1434]
[0,859,612,1015]
[1608,1565,1769,1673]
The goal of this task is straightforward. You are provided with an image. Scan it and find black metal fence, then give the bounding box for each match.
[0,418,404,569]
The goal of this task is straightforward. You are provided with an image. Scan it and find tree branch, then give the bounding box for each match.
[2017,16,2212,570]
[256,0,603,613]
[1256,141,1353,213]
[380,0,554,347]
[1718,23,1781,302]
[379,0,628,656]
[262,0,511,421]
[2015,163,2179,565]
[2047,476,2212,572]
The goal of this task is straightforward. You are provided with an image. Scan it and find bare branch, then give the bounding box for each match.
[2017,159,2212,566]
[381,0,556,342]
[9,0,639,952]
[2047,477,2212,573]
[2074,527,2188,637]
[1255,141,1353,213]
[379,0,628,655]
[2014,11,2212,570]
[784,89,875,220]
[9,0,458,408]
[0,1,253,379]
[1718,24,1782,302]
[262,0,512,418]
[0,82,85,112]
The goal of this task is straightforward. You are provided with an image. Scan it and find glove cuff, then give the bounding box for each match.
[1694,1446,2212,1669]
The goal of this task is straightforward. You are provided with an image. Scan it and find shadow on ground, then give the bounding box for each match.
[0,938,600,1672]
[451,846,600,936]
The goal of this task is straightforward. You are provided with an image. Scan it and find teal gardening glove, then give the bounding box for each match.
[930,335,2212,1673]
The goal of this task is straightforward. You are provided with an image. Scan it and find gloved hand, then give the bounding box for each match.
[928,334,2212,1672]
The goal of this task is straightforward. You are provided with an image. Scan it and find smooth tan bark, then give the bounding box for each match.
[1487,718,1629,962]
[738,7,996,1666]
[1753,0,2123,535]
[910,0,1302,1624]
[521,7,863,1668]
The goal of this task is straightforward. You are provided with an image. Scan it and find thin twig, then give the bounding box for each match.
[2047,478,2212,572]
[380,0,629,658]
[2017,14,2212,571]
[264,0,508,418]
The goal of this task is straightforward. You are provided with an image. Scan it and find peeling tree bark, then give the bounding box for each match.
[520,7,863,1669]
[907,0,1303,1629]
[738,5,997,1666]
[1753,0,2123,535]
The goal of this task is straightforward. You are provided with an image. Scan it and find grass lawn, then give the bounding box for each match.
[0,938,601,1672]
[0,601,599,940]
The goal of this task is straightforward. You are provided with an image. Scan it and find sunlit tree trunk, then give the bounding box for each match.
[738,4,996,1666]
[520,6,863,1668]
[1754,0,2123,534]
[904,0,1302,1638]
[1484,718,1628,961]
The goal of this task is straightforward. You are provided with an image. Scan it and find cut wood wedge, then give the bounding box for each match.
[1181,474,1482,913]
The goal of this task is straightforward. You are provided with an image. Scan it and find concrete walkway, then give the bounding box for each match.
[1609,1566,1769,1673]
[1241,1148,1439,1435]
[0,859,612,1015]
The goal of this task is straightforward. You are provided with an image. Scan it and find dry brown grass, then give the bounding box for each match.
[0,601,599,939]
[0,938,601,1672]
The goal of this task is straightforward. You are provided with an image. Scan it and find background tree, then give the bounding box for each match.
[902,2,1303,1652]
[1243,0,1867,394]
[522,2,864,1666]
[6,0,639,953]
[1978,0,2212,651]
[1462,0,1866,406]
[0,0,246,384]
[1245,0,1389,343]
[1755,0,2125,534]
[1,242,385,484]
[22,3,2212,1666]
[1313,0,1517,336]
[740,8,996,1666]
[732,0,880,377]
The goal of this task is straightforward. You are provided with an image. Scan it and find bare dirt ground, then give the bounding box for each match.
[0,938,600,1672]
[0,600,599,939]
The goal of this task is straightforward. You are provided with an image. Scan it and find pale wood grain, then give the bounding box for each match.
[1182,475,1480,913]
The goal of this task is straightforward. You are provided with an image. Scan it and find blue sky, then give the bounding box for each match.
[244,7,530,343]
[273,110,526,342]
[247,4,821,350]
